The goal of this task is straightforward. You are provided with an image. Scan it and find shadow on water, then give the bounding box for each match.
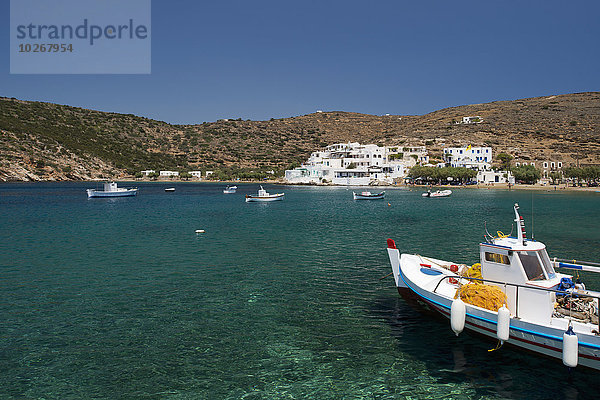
[369,291,599,399]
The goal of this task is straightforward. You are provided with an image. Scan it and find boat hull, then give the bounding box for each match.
[393,254,600,371]
[87,188,138,198]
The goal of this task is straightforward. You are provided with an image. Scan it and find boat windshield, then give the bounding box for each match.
[518,250,555,281]
[538,249,556,279]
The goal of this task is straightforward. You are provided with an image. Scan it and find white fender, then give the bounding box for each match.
[451,298,466,336]
[563,325,578,368]
[497,305,510,342]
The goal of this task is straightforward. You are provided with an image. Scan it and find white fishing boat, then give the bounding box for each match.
[353,191,385,200]
[386,203,600,370]
[86,182,138,198]
[223,185,237,194]
[165,187,175,192]
[245,186,284,202]
[422,189,452,198]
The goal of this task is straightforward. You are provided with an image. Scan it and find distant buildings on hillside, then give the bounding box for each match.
[456,116,483,124]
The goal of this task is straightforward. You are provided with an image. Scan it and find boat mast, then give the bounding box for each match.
[514,203,527,246]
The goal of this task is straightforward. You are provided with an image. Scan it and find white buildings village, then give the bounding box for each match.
[284,143,428,185]
[284,143,516,185]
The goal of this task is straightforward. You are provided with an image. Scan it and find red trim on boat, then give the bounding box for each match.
[387,239,396,249]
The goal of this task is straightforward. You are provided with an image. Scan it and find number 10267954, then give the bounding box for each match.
[19,43,73,53]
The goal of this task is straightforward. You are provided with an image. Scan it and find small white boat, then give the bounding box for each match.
[386,203,600,370]
[422,189,452,198]
[223,185,237,194]
[86,182,138,198]
[245,186,284,202]
[165,187,175,192]
[353,191,385,200]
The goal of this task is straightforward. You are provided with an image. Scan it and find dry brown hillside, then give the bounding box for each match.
[0,92,598,181]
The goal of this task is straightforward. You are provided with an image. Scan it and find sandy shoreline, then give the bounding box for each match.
[99,179,600,193]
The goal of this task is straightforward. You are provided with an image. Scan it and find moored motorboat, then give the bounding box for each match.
[223,185,237,194]
[422,189,452,198]
[353,191,385,200]
[86,182,138,198]
[386,203,600,370]
[165,187,175,192]
[245,186,284,202]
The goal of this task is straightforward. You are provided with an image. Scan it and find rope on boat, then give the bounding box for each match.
[487,340,503,352]
[379,272,393,281]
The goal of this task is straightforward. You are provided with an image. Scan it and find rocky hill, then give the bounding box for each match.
[0,92,599,181]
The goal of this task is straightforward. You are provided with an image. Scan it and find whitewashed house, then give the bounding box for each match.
[189,171,203,179]
[461,116,483,124]
[443,146,492,171]
[141,170,155,176]
[477,170,513,184]
[159,170,179,177]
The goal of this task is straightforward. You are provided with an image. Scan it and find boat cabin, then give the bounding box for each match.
[478,204,567,322]
[104,182,119,192]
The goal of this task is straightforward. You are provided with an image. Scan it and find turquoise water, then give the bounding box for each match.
[1,183,599,399]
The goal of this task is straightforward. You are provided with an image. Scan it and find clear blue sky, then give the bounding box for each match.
[1,0,599,124]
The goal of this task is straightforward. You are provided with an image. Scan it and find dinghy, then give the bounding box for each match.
[422,189,452,198]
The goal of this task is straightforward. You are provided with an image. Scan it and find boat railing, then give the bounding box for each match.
[552,258,600,274]
[433,275,600,331]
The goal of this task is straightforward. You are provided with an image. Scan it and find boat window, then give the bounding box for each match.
[518,251,545,281]
[485,252,510,265]
[538,250,556,279]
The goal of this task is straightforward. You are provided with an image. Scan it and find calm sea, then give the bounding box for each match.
[1,182,599,399]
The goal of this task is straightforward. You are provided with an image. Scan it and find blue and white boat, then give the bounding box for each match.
[223,185,237,194]
[353,190,385,200]
[87,182,138,198]
[387,203,600,370]
[245,186,284,202]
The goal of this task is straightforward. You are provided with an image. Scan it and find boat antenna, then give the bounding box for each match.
[514,203,527,246]
[484,221,494,243]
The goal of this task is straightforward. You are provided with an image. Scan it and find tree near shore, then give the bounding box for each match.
[549,171,562,185]
[496,153,513,171]
[511,165,541,184]
[407,166,477,185]
[563,166,600,186]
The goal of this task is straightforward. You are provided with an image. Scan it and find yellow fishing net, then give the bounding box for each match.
[454,283,507,312]
[461,263,482,280]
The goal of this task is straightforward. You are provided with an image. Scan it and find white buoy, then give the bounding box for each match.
[497,305,510,342]
[451,298,466,336]
[563,325,578,368]
[195,229,205,234]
